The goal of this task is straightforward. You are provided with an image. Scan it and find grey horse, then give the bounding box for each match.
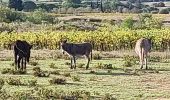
[60,40,92,69]
[135,38,152,69]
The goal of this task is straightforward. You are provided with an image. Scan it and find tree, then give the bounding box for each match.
[23,1,36,12]
[62,0,81,8]
[8,0,23,11]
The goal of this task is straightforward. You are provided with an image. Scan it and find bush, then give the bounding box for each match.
[0,7,26,23]
[63,72,71,77]
[23,1,37,12]
[6,77,22,86]
[49,63,58,69]
[29,61,38,66]
[27,10,56,24]
[121,17,134,29]
[72,75,80,82]
[33,67,50,77]
[93,53,102,60]
[123,55,137,67]
[50,70,60,75]
[49,77,66,85]
[102,93,116,100]
[27,79,37,86]
[159,8,169,14]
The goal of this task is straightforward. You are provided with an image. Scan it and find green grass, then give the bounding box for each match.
[0,57,170,99]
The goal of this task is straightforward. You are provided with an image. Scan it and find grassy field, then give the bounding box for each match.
[0,50,170,99]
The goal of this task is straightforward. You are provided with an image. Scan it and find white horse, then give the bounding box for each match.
[135,38,152,69]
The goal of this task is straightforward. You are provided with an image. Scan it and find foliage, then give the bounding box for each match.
[8,0,23,11]
[62,0,81,8]
[123,55,137,67]
[27,10,56,24]
[159,8,169,14]
[6,77,22,85]
[72,75,80,81]
[121,17,134,29]
[23,1,37,12]
[49,77,66,85]
[0,7,26,23]
[38,4,58,12]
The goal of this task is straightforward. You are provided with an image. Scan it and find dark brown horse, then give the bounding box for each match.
[13,40,32,71]
[60,40,92,69]
[135,38,152,69]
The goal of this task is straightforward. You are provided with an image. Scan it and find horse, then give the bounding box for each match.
[135,38,152,69]
[60,40,92,69]
[13,40,32,71]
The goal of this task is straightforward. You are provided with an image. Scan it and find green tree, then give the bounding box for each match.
[23,1,36,12]
[62,0,81,8]
[8,0,23,11]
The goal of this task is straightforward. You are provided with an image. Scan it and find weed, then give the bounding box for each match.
[72,75,80,82]
[102,93,117,100]
[89,70,95,74]
[50,70,60,75]
[63,72,71,77]
[27,79,37,87]
[49,77,66,85]
[6,78,22,86]
[30,61,38,66]
[33,67,50,77]
[77,63,85,68]
[93,53,102,60]
[49,63,57,69]
[123,55,137,67]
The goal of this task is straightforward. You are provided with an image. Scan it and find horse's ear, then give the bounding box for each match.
[63,39,67,43]
[29,45,33,49]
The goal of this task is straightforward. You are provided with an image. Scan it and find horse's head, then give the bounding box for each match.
[60,39,67,54]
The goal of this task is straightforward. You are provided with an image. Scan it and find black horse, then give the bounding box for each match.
[60,40,92,69]
[13,40,32,71]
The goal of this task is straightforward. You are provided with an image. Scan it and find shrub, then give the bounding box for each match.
[149,56,161,62]
[89,70,95,74]
[104,64,113,69]
[121,17,134,29]
[0,7,26,23]
[49,77,66,85]
[33,67,50,77]
[95,63,104,69]
[123,55,137,67]
[50,70,60,75]
[27,79,37,86]
[6,77,22,86]
[63,72,71,77]
[49,63,57,69]
[27,10,55,24]
[102,93,116,100]
[159,8,169,14]
[23,1,37,12]
[1,68,12,74]
[93,53,102,60]
[77,63,85,68]
[72,75,80,82]
[29,61,38,66]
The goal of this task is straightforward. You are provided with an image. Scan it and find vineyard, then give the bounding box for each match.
[1,27,170,51]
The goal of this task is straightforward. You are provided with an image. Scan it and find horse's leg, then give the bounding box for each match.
[21,57,24,71]
[70,57,73,69]
[86,55,90,70]
[17,56,22,70]
[73,56,76,69]
[24,57,27,72]
[145,53,148,70]
[139,54,143,69]
[14,53,18,70]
